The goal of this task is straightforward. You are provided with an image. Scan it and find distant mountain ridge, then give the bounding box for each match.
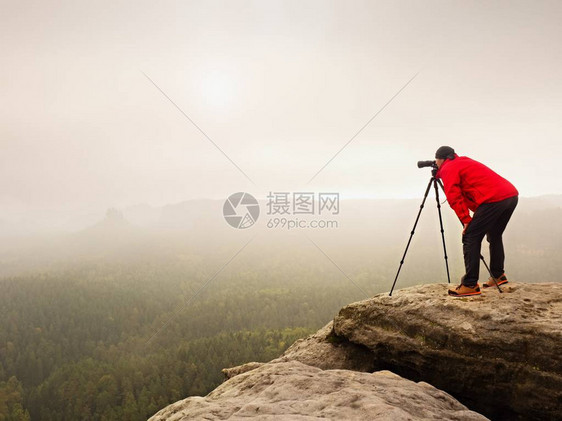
[1,194,560,279]
[0,194,560,238]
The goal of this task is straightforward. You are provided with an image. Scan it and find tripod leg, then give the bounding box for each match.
[480,255,503,293]
[436,178,502,292]
[433,179,451,284]
[390,177,434,296]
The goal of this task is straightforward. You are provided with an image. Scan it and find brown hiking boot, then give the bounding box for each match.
[448,283,481,297]
[483,273,508,288]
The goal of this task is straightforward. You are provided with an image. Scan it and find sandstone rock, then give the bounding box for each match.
[149,360,487,420]
[222,362,265,380]
[274,321,375,371]
[333,282,562,420]
[222,321,375,381]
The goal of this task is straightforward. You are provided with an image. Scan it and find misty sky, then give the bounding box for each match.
[1,0,561,227]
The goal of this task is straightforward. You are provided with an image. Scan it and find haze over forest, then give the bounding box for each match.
[0,193,560,419]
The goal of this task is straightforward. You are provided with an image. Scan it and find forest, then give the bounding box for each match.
[0,247,373,420]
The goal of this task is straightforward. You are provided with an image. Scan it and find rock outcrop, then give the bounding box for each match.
[151,282,562,420]
[330,282,562,420]
[273,320,376,372]
[150,360,486,420]
[220,317,378,382]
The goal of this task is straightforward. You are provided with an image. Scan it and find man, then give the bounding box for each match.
[434,146,519,297]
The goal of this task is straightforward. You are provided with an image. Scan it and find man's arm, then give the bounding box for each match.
[440,167,472,224]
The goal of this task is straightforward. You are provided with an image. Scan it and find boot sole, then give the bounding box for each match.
[448,290,482,297]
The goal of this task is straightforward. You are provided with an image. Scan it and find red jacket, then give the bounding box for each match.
[435,154,518,224]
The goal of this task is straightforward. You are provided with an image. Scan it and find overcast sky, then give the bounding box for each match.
[1,0,561,227]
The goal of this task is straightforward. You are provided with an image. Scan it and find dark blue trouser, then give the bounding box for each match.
[461,195,518,287]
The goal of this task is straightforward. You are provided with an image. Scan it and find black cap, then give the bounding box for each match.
[435,146,455,160]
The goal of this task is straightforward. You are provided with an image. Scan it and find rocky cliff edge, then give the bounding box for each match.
[150,282,562,420]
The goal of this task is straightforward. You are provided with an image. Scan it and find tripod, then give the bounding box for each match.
[389,166,502,296]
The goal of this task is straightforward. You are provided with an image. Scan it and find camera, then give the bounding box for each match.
[417,160,437,169]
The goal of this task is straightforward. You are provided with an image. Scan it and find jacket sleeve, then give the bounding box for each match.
[440,167,472,224]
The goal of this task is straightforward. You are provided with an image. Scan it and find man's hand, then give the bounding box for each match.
[462,223,469,235]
